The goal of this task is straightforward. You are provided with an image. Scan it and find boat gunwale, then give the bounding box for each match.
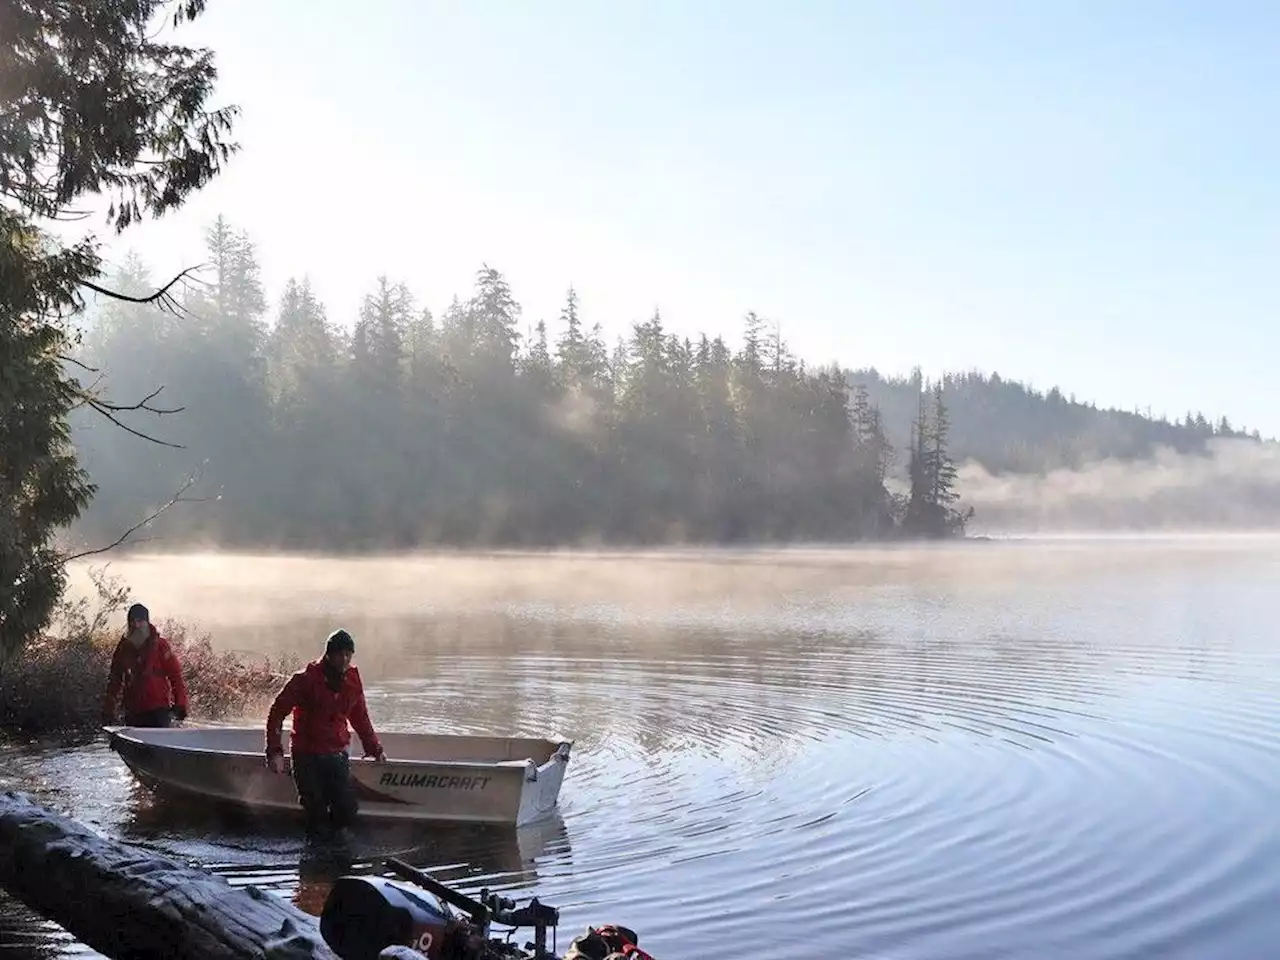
[104,726,573,772]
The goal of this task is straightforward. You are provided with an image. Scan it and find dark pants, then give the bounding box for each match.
[125,708,172,727]
[293,752,358,838]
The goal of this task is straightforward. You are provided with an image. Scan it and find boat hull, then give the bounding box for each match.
[105,726,571,827]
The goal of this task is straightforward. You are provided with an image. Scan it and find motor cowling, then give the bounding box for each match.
[320,875,461,960]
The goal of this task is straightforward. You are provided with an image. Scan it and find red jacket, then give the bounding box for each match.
[265,659,382,758]
[103,626,188,719]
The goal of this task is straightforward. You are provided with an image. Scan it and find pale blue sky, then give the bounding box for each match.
[84,1,1280,434]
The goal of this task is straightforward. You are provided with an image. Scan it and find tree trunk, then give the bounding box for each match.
[0,790,345,959]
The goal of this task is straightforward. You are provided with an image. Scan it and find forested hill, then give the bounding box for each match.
[849,367,1265,476]
[62,216,1265,551]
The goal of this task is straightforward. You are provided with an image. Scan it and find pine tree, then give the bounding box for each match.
[270,277,335,404]
[439,295,475,373]
[928,383,960,515]
[903,390,932,535]
[405,306,457,399]
[0,0,236,657]
[554,286,587,388]
[898,383,970,538]
[352,276,411,393]
[521,319,555,398]
[0,230,98,657]
[469,265,522,374]
[194,215,267,349]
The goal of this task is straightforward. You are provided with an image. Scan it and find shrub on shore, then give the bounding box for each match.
[0,567,288,736]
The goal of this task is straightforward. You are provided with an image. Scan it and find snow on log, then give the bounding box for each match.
[0,790,424,960]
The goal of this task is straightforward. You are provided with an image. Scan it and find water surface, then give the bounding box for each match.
[3,538,1279,959]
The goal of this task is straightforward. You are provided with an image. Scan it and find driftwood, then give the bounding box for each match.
[0,790,426,960]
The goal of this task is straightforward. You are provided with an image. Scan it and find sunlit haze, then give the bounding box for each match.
[56,0,1280,436]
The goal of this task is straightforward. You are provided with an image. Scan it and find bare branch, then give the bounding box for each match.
[67,363,186,444]
[80,400,185,448]
[60,465,215,564]
[79,265,207,316]
[87,385,184,416]
[77,372,108,397]
[57,354,101,374]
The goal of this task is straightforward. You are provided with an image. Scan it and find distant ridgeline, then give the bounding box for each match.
[61,216,1264,551]
[847,367,1267,476]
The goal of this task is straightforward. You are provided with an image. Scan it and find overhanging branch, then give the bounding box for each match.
[58,355,100,374]
[72,383,186,447]
[88,385,184,416]
[79,264,207,316]
[81,401,185,448]
[60,464,215,564]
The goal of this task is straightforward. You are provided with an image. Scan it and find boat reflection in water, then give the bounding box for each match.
[117,783,572,917]
[292,812,572,916]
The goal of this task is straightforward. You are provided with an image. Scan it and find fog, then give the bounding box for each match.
[61,438,1280,643]
[958,437,1280,533]
[65,534,1275,639]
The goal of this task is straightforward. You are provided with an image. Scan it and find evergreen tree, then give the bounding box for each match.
[900,383,971,538]
[0,228,97,658]
[903,391,932,535]
[439,295,476,377]
[64,231,1277,553]
[193,215,267,352]
[352,276,411,394]
[468,265,522,375]
[555,286,588,389]
[270,277,336,403]
[521,319,555,398]
[0,0,236,657]
[929,384,972,535]
[406,307,456,399]
[928,383,960,516]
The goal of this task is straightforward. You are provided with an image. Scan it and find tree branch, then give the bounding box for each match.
[58,354,101,374]
[80,399,185,448]
[60,465,214,564]
[88,385,184,416]
[79,264,207,316]
[71,381,186,446]
[78,372,108,398]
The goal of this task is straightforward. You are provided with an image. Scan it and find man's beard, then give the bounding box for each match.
[323,658,345,691]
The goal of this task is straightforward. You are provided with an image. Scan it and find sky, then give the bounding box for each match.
[71,0,1280,435]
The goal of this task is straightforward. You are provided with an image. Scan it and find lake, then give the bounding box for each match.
[3,537,1279,959]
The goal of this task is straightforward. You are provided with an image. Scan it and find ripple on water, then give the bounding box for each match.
[6,546,1280,959]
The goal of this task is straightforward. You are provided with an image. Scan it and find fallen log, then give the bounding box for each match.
[0,790,427,960]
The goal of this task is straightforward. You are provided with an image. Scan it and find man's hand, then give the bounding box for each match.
[266,751,286,775]
[368,748,387,763]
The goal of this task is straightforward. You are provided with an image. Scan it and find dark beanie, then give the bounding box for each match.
[127,602,149,622]
[325,629,355,655]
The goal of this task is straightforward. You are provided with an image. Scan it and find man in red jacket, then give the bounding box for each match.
[101,603,189,727]
[264,628,386,838]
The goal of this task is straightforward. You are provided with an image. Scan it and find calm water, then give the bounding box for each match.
[3,538,1280,959]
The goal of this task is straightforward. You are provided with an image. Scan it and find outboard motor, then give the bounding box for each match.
[320,858,561,960]
[320,874,460,960]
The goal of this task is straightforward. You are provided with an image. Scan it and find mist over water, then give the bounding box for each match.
[5,539,1280,959]
[959,437,1280,532]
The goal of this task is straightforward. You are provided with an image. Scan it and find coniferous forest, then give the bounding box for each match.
[67,217,1266,552]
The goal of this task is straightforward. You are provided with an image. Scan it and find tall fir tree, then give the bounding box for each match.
[0,0,237,657]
